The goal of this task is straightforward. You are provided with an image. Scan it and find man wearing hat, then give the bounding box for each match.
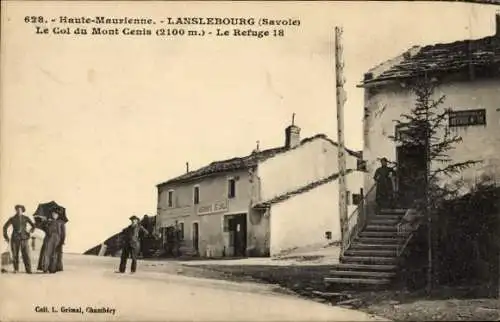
[118,215,149,273]
[3,205,36,273]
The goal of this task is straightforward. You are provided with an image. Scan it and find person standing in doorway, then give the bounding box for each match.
[2,205,36,274]
[174,220,182,257]
[118,216,149,274]
[374,157,396,214]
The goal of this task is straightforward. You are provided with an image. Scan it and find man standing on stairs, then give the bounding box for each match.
[374,157,396,214]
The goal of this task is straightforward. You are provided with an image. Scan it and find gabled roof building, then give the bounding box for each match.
[359,14,500,205]
[155,121,364,258]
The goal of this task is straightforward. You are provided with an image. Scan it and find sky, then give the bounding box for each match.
[1,1,497,253]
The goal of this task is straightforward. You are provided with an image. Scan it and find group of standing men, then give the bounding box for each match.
[3,205,66,274]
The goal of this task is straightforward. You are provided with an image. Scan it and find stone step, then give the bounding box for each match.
[341,256,399,265]
[359,231,400,238]
[324,277,392,285]
[368,218,400,225]
[371,215,404,221]
[355,237,404,244]
[330,263,397,271]
[365,225,399,232]
[350,243,400,250]
[344,249,397,257]
[328,270,396,278]
[380,208,407,215]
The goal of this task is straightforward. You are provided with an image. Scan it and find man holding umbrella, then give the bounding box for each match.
[3,205,36,274]
[118,215,149,274]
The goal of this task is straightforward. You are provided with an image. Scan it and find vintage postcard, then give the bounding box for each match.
[1,0,499,321]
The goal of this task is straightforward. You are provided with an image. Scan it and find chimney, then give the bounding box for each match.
[251,140,260,154]
[186,162,189,173]
[284,113,301,149]
[496,12,500,37]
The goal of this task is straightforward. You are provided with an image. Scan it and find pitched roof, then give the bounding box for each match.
[253,169,354,208]
[157,134,361,187]
[359,35,500,86]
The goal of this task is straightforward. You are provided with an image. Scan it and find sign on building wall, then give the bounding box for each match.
[198,200,228,215]
[449,109,486,127]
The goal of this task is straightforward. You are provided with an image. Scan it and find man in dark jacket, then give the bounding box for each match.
[374,157,396,213]
[3,205,35,273]
[118,216,149,273]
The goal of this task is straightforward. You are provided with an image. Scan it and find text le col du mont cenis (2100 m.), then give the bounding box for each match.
[36,16,301,37]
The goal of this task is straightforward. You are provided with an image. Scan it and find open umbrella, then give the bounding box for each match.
[32,201,68,228]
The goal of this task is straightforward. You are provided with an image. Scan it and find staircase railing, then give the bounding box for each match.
[396,209,425,257]
[341,184,376,255]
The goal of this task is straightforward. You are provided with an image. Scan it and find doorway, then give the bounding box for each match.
[227,214,247,257]
[396,144,427,208]
[192,222,199,254]
[163,226,176,257]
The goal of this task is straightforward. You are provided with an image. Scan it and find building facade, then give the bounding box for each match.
[155,123,364,258]
[359,17,500,202]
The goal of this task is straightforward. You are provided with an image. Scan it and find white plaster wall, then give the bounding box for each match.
[346,171,365,230]
[269,171,363,256]
[258,138,359,203]
[363,79,500,192]
[156,169,252,230]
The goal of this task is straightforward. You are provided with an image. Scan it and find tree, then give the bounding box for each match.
[390,76,481,294]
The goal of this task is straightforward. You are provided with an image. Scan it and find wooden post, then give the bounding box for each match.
[335,26,349,248]
[424,72,433,295]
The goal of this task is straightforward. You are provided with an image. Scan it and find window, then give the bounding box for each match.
[395,120,428,143]
[449,109,486,127]
[346,191,351,205]
[394,124,408,141]
[357,158,367,171]
[167,190,174,208]
[352,193,362,205]
[193,186,200,204]
[228,178,236,199]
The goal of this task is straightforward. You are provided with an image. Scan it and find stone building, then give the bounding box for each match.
[359,14,500,201]
[155,121,364,258]
[335,13,500,291]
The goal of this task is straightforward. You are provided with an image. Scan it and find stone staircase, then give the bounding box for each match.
[325,208,410,288]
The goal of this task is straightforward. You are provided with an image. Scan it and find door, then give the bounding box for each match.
[233,214,247,257]
[165,226,175,256]
[397,144,427,208]
[226,214,247,257]
[192,223,199,253]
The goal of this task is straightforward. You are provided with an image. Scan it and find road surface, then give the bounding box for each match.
[0,254,388,322]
